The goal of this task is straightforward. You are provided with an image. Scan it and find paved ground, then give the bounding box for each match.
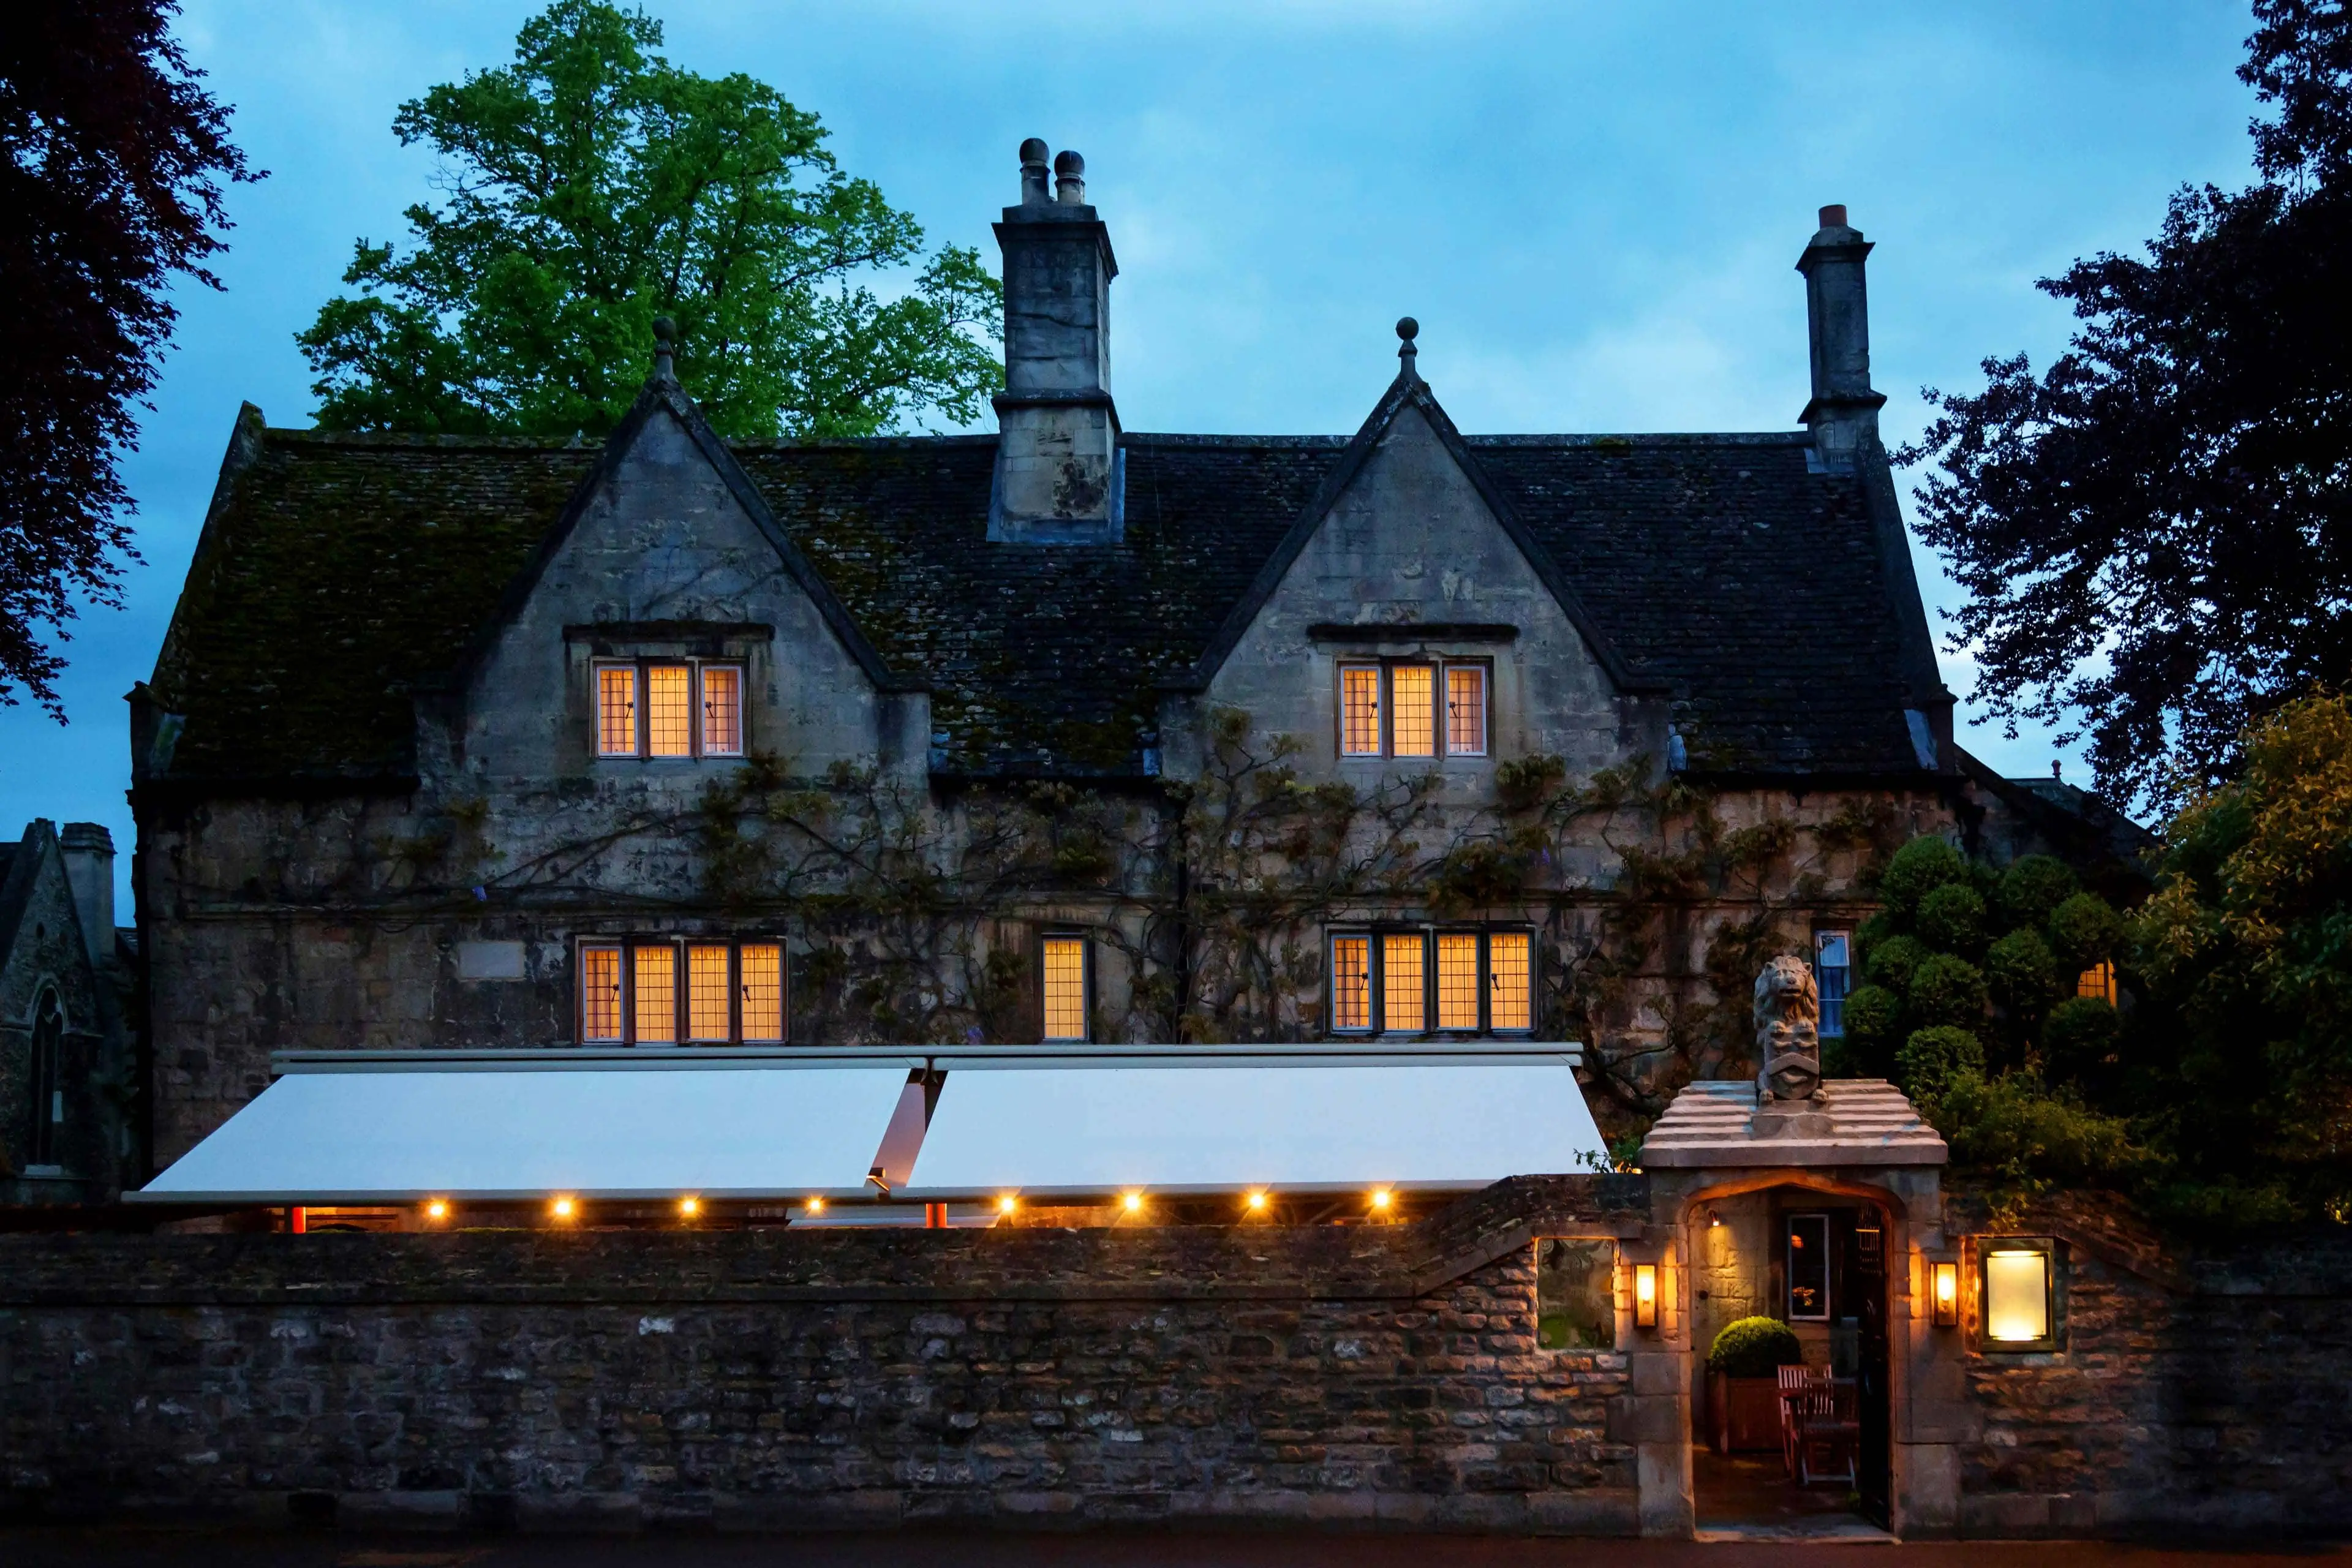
[2,1531,2346,1567]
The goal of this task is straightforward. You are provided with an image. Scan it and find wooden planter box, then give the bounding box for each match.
[1709,1371,1784,1454]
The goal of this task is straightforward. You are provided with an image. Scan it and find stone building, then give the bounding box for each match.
[131,144,2096,1166]
[0,820,137,1204]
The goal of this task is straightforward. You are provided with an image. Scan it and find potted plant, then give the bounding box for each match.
[1708,1316,1804,1454]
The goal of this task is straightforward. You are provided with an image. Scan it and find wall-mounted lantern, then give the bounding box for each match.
[1981,1240,2057,1349]
[1633,1262,1659,1329]
[1931,1259,1959,1328]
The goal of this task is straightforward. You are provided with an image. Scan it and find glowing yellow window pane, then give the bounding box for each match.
[1391,665,1434,757]
[1382,933,1425,1031]
[2075,961,2116,1005]
[739,943,783,1042]
[1330,936,1371,1030]
[1042,937,1088,1041]
[1984,1250,2050,1342]
[1341,666,1382,755]
[687,943,731,1041]
[647,665,692,757]
[701,665,742,755]
[1447,666,1487,755]
[1437,933,1480,1029]
[633,944,676,1043]
[581,946,623,1041]
[598,667,637,756]
[1488,930,1531,1030]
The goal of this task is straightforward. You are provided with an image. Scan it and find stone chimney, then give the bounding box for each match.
[59,822,115,971]
[990,139,1121,544]
[1795,204,1888,472]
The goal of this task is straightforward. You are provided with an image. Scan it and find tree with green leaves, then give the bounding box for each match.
[298,0,999,440]
[1899,0,2352,815]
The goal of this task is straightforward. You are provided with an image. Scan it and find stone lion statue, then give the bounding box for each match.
[1754,954,1822,1102]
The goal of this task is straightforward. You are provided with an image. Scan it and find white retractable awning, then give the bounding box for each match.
[903,1055,1604,1199]
[135,1061,914,1203]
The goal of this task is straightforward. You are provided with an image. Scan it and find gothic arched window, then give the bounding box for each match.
[28,988,63,1167]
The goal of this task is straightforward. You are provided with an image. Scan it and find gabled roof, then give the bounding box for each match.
[146,374,1945,786]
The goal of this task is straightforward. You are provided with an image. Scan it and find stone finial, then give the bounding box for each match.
[652,315,677,384]
[1019,138,1051,205]
[1054,149,1087,205]
[1753,954,1822,1103]
[1396,315,1419,377]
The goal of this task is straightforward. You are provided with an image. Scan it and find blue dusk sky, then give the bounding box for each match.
[3,1,2266,903]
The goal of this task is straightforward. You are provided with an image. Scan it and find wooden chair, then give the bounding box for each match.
[1775,1365,1825,1480]
[1793,1378,1861,1487]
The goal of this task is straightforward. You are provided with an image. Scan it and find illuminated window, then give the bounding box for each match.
[1447,666,1487,755]
[597,666,638,756]
[1042,935,1089,1041]
[1983,1245,2054,1346]
[1382,933,1425,1031]
[1787,1212,1830,1320]
[1390,665,1436,756]
[646,665,693,757]
[739,943,783,1042]
[687,943,732,1041]
[2075,960,2117,1005]
[633,943,677,1042]
[701,665,742,756]
[1815,930,1853,1037]
[583,938,783,1044]
[581,945,624,1042]
[1341,665,1382,756]
[1488,931,1532,1031]
[1437,933,1482,1029]
[1330,935,1373,1031]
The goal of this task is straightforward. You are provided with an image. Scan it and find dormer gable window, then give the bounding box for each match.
[595,660,745,760]
[1338,660,1489,760]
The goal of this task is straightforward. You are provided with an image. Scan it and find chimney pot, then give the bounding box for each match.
[1819,203,1848,229]
[1019,138,1050,204]
[1054,149,1086,205]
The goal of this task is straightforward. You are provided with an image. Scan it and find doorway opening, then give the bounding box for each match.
[1688,1186,1892,1538]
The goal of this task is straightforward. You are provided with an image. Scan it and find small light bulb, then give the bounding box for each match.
[806,1196,825,1215]
[998,1194,1018,1215]
[679,1196,700,1218]
[1246,1190,1267,1212]
[1370,1189,1392,1212]
[551,1196,576,1221]
[1123,1191,1144,1213]
[425,1199,448,1221]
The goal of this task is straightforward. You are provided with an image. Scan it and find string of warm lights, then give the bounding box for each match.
[398,1185,1408,1228]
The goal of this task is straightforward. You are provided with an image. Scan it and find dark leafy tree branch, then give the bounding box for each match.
[0,1,256,716]
[298,1,1001,440]
[1898,0,2352,814]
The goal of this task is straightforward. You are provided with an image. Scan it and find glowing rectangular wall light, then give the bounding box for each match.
[1932,1260,1959,1328]
[1984,1248,2051,1344]
[1633,1262,1659,1329]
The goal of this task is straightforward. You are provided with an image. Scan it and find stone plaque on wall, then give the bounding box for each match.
[1536,1238,1616,1349]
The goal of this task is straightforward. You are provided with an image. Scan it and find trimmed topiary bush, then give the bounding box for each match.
[1985,927,2060,1016]
[2048,891,2123,971]
[1898,1025,1985,1098]
[1998,855,2079,930]
[1708,1316,1804,1378]
[1916,883,1988,955]
[1863,933,1930,994]
[1839,983,1903,1066]
[1878,836,1969,920]
[2042,995,2120,1082]
[1908,952,1989,1029]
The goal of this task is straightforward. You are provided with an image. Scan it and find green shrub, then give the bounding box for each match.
[1926,1068,2151,1196]
[1840,983,1903,1063]
[1707,1316,1804,1378]
[1985,927,2060,1016]
[1999,855,2080,929]
[2041,995,2120,1081]
[1854,911,1896,956]
[1879,836,1969,921]
[1898,1025,1985,1098]
[1916,883,1988,954]
[1908,952,1989,1028]
[1863,933,1930,993]
[2048,891,2122,971]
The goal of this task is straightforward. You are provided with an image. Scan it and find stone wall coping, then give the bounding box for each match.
[1638,1079,1948,1167]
